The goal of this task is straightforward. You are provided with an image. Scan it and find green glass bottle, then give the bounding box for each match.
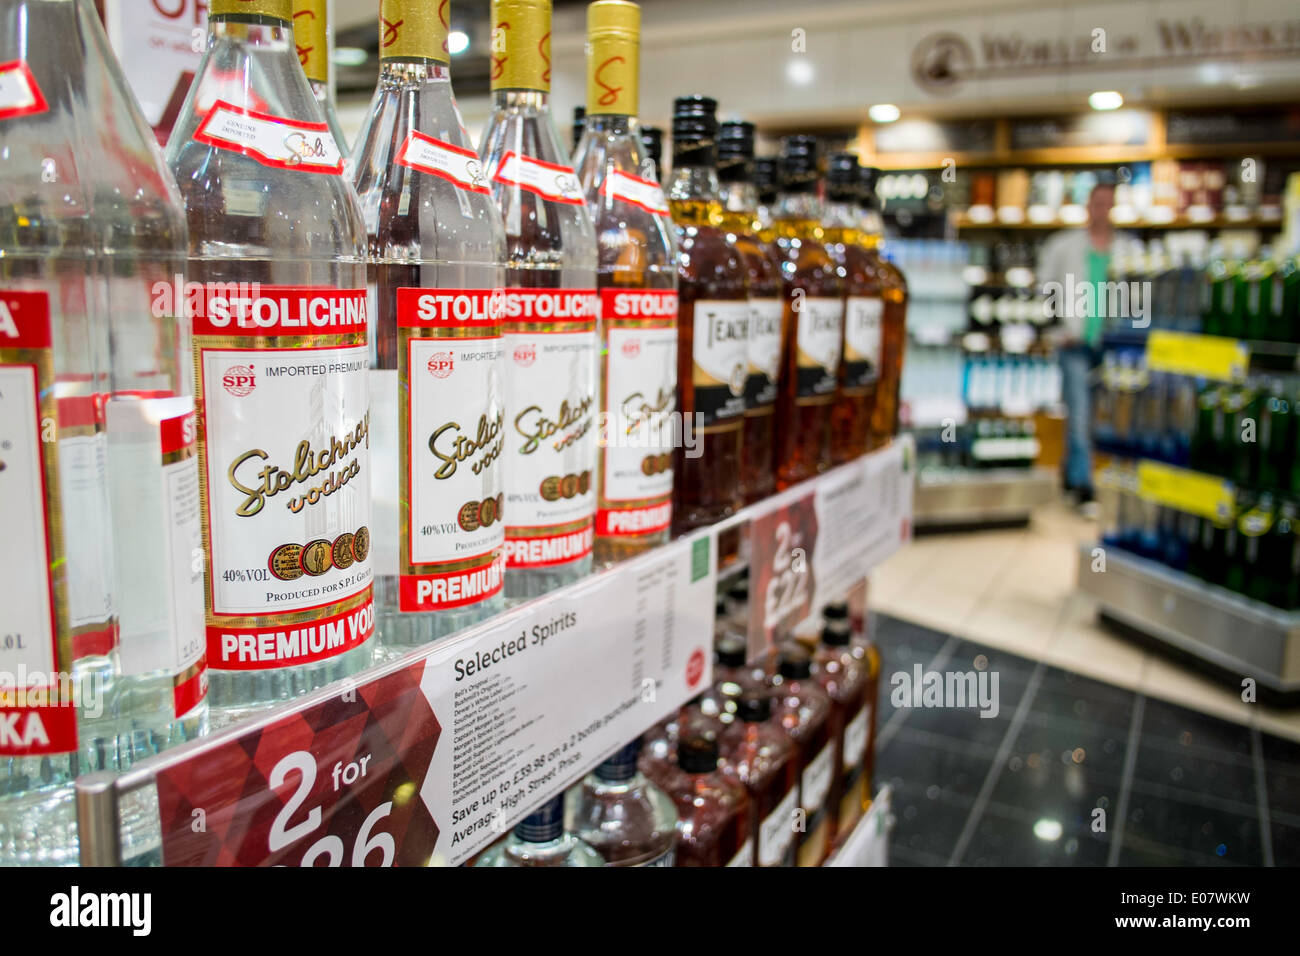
[1238,493,1274,604]
[1202,257,1235,338]
[1257,381,1292,492]
[1280,257,1300,345]
[1190,384,1224,474]
[1242,259,1278,342]
[1221,385,1260,486]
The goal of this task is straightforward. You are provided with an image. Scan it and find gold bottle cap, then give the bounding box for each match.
[586,0,639,117]
[380,0,451,64]
[292,0,329,84]
[211,0,292,21]
[490,0,552,93]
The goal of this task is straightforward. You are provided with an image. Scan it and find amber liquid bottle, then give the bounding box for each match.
[666,96,746,534]
[824,152,883,464]
[813,615,872,841]
[772,643,836,866]
[860,165,908,446]
[718,121,781,504]
[771,136,843,488]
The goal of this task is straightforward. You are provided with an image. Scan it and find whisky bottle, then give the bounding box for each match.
[292,0,348,159]
[823,152,882,464]
[772,643,835,866]
[720,692,799,867]
[565,740,679,865]
[771,136,843,488]
[572,0,678,565]
[718,121,782,503]
[351,0,507,648]
[2,0,205,863]
[812,615,871,841]
[859,165,908,447]
[167,0,372,719]
[666,95,746,534]
[656,734,751,866]
[752,157,779,240]
[480,0,599,600]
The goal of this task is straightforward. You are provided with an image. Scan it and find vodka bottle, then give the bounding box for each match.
[479,0,599,600]
[351,0,507,649]
[573,0,678,566]
[292,0,349,159]
[1,0,204,864]
[167,0,373,721]
[666,96,746,534]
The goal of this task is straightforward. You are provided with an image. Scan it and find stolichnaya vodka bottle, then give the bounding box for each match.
[166,0,373,722]
[1,0,205,864]
[352,0,507,650]
[572,0,678,566]
[479,0,599,600]
[292,0,348,159]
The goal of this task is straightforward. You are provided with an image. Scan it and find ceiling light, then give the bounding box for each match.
[869,103,900,124]
[1089,90,1123,111]
[786,59,814,85]
[448,30,470,55]
[333,47,368,67]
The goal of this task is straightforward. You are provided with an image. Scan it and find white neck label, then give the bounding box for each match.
[0,60,48,121]
[493,151,585,206]
[194,100,343,174]
[602,169,669,216]
[396,131,491,194]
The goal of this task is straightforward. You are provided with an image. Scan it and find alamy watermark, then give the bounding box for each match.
[1041,273,1151,329]
[890,661,1000,718]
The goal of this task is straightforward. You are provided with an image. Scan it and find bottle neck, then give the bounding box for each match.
[208,15,294,50]
[668,164,723,227]
[718,181,760,234]
[774,189,824,239]
[491,89,552,113]
[585,113,638,138]
[823,198,870,246]
[378,59,453,85]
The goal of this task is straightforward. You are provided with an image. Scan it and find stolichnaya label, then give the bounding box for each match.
[795,296,843,400]
[193,286,373,671]
[0,60,48,121]
[502,289,598,570]
[398,288,506,611]
[492,151,584,206]
[747,297,782,412]
[194,100,344,174]
[691,299,749,427]
[597,289,676,538]
[0,290,77,756]
[842,295,883,391]
[396,131,490,194]
[601,169,669,217]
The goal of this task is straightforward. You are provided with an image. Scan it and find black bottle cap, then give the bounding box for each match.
[572,105,586,151]
[753,157,778,204]
[778,644,813,680]
[738,691,771,723]
[640,124,664,172]
[858,164,881,207]
[677,734,720,773]
[822,619,851,647]
[823,601,849,621]
[671,95,718,167]
[715,635,748,668]
[779,135,820,192]
[595,740,641,783]
[717,120,755,183]
[826,151,861,201]
[514,794,565,843]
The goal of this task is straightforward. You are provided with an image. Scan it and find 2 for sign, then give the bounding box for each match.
[268,750,396,867]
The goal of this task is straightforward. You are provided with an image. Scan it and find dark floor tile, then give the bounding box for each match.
[945,639,1039,683]
[1139,698,1253,761]
[1024,668,1137,735]
[872,615,952,661]
[961,799,1111,866]
[991,722,1128,821]
[1261,734,1300,828]
[1269,822,1300,866]
[1116,833,1200,866]
[887,782,976,862]
[1134,742,1258,808]
[1122,786,1264,865]
[877,729,998,801]
[885,844,949,867]
[890,699,1018,750]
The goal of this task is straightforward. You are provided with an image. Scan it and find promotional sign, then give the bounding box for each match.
[99,0,207,141]
[155,531,715,866]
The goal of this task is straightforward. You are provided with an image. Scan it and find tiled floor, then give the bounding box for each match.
[867,498,1300,865]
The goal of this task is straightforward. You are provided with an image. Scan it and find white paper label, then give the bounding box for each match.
[396,130,490,194]
[195,100,343,174]
[758,783,800,867]
[748,297,783,407]
[603,324,677,502]
[602,169,670,216]
[58,431,113,632]
[492,151,584,205]
[801,741,835,814]
[843,704,869,771]
[796,297,843,397]
[0,60,47,119]
[691,300,749,426]
[844,296,884,373]
[726,836,754,867]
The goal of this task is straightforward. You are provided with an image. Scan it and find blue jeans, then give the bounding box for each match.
[1059,345,1096,493]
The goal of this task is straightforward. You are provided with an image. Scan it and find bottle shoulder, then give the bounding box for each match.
[673,223,747,298]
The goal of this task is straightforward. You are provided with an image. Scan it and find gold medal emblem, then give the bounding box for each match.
[270,543,305,581]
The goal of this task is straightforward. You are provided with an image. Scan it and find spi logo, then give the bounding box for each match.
[427,353,454,378]
[221,365,256,396]
[620,338,641,359]
[512,342,536,367]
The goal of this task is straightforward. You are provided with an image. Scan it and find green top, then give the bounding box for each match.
[1084,246,1110,347]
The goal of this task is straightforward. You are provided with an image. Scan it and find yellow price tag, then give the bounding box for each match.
[1146,331,1249,383]
[1136,460,1235,521]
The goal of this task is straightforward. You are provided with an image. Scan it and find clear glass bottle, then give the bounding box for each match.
[292,0,348,160]
[1,0,205,864]
[351,0,507,651]
[720,692,799,867]
[655,733,751,866]
[572,0,678,566]
[565,740,678,866]
[479,0,599,601]
[166,0,372,721]
[823,152,883,465]
[474,795,603,867]
[717,121,782,504]
[859,165,908,447]
[771,136,842,488]
[666,96,746,535]
[812,614,871,842]
[771,643,835,866]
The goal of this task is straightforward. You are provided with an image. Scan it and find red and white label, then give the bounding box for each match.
[0,60,48,121]
[396,130,490,194]
[595,501,673,537]
[209,600,374,670]
[399,289,505,612]
[601,169,670,216]
[505,526,595,569]
[194,285,372,669]
[600,288,678,322]
[194,100,344,174]
[492,151,585,206]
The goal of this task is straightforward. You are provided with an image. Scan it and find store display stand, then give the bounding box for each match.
[914,466,1056,529]
[825,785,892,867]
[1076,544,1300,700]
